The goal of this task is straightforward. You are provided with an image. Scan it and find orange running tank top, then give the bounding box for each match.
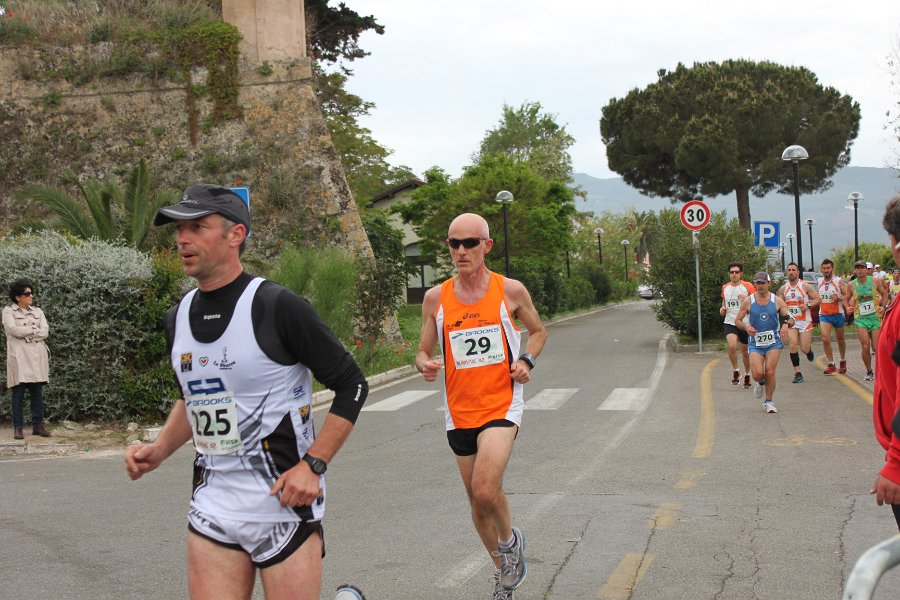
[817,276,843,315]
[435,272,524,430]
[783,281,810,321]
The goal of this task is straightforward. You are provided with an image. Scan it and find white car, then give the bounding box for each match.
[637,284,656,299]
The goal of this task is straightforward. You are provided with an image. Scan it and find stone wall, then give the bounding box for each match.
[0,45,372,261]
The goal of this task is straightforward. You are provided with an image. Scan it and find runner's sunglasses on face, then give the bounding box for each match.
[447,237,486,249]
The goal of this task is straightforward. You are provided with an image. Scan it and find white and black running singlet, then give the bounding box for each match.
[167,273,367,524]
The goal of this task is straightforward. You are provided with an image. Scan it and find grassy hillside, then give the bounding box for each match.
[0,0,220,45]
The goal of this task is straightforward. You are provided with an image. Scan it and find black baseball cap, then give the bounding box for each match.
[154,184,251,232]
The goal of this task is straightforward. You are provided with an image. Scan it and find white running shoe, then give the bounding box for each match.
[496,527,526,590]
[753,382,764,399]
[491,570,514,599]
[764,401,778,413]
[335,586,366,600]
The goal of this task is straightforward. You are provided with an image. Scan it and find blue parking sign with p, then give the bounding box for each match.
[754,221,780,248]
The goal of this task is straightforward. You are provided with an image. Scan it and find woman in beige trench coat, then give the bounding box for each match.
[2,279,50,440]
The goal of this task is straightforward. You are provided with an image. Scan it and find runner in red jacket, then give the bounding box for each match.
[873,193,900,531]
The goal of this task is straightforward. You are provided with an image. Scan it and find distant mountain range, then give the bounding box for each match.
[573,166,900,258]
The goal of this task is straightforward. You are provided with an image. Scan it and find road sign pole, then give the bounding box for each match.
[693,230,702,353]
[681,199,710,353]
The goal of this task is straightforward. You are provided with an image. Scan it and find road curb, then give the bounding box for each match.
[0,441,79,456]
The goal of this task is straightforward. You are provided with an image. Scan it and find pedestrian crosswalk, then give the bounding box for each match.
[359,387,652,413]
[524,388,578,410]
[360,390,438,411]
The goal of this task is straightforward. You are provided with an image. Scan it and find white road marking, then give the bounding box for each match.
[598,388,649,411]
[436,552,489,589]
[526,388,578,410]
[360,390,438,411]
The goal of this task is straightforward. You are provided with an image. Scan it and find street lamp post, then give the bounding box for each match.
[805,218,816,273]
[786,233,795,264]
[495,190,514,277]
[849,192,863,261]
[593,227,604,264]
[780,242,786,272]
[620,239,630,282]
[781,145,809,276]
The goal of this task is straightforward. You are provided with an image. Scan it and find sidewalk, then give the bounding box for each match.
[0,421,139,457]
[0,364,422,458]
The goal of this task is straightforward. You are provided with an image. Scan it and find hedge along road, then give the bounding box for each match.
[0,302,898,599]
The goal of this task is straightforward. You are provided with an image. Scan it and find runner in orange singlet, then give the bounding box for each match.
[416,213,547,600]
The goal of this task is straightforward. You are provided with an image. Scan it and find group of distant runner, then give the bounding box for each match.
[720,259,899,413]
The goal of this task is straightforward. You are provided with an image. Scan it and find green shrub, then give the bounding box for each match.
[0,233,185,422]
[574,261,612,304]
[257,61,273,76]
[506,259,567,319]
[87,20,111,43]
[609,279,638,302]
[560,276,596,311]
[40,90,61,107]
[649,209,766,337]
[267,245,357,343]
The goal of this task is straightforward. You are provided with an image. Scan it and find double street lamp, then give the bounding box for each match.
[620,239,630,282]
[805,218,816,272]
[781,145,809,276]
[594,227,604,263]
[786,233,795,264]
[495,190,514,277]
[849,192,863,261]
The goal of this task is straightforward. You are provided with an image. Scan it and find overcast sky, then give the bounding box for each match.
[344,0,900,181]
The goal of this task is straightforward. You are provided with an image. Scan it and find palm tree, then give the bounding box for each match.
[626,209,656,264]
[15,160,177,251]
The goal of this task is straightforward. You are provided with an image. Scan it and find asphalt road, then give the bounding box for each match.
[1,301,898,599]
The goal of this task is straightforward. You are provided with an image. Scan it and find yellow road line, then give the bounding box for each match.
[674,470,702,489]
[814,356,873,405]
[693,358,720,458]
[599,552,655,599]
[647,502,681,530]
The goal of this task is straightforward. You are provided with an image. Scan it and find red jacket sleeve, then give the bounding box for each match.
[874,307,900,483]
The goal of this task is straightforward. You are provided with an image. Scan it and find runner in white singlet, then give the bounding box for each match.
[125,185,368,600]
[720,262,755,388]
[777,263,820,384]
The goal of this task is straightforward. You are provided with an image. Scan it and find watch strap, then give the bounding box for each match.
[518,353,536,370]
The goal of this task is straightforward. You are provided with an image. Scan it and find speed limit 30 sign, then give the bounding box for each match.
[680,200,711,231]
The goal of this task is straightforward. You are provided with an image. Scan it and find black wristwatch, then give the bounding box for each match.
[518,353,536,370]
[301,453,327,475]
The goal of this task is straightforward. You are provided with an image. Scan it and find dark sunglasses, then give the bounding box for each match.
[21,291,33,297]
[447,237,485,250]
[729,270,741,274]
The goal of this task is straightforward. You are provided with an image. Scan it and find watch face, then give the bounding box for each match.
[305,455,327,474]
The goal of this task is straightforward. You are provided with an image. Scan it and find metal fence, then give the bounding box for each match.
[843,534,900,599]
